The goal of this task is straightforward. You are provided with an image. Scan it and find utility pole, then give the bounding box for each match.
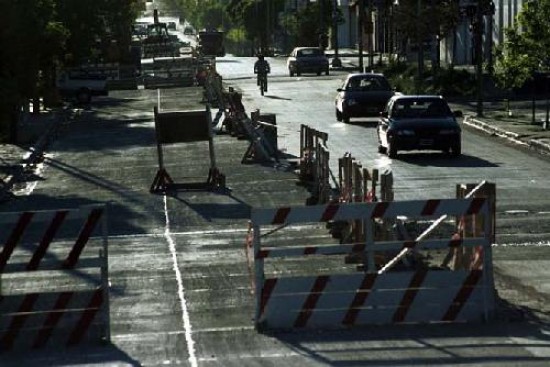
[367,0,373,69]
[416,0,423,94]
[475,1,484,117]
[358,0,365,72]
[332,0,342,67]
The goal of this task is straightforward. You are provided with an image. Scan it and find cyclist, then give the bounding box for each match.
[254,54,270,92]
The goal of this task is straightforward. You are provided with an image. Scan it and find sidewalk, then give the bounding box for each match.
[0,110,61,202]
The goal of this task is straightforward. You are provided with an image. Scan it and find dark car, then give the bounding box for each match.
[376,95,463,158]
[335,73,396,124]
[287,47,329,77]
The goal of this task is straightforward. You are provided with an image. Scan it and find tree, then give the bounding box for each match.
[0,0,68,142]
[494,0,550,92]
[392,0,461,75]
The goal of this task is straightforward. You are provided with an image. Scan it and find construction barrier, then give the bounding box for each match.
[220,88,247,136]
[249,197,495,330]
[299,125,328,183]
[150,105,225,193]
[240,111,279,164]
[141,56,197,89]
[0,205,110,351]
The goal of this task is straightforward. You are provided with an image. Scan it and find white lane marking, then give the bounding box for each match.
[163,195,197,367]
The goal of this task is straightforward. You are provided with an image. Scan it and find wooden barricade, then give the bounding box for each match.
[299,125,328,183]
[447,182,496,271]
[250,198,496,330]
[150,105,225,193]
[0,205,110,351]
[240,111,279,164]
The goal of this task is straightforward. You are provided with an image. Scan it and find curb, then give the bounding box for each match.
[463,115,550,155]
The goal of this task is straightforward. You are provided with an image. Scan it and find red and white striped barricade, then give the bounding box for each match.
[0,205,110,351]
[250,198,495,330]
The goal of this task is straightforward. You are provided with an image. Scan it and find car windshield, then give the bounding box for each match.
[391,99,452,118]
[297,48,323,57]
[346,76,391,91]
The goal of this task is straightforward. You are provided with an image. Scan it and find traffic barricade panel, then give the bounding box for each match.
[250,197,495,330]
[0,205,110,352]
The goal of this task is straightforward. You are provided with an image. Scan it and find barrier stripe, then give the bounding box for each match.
[294,276,330,328]
[260,278,277,317]
[442,270,482,321]
[67,289,103,345]
[63,208,103,269]
[272,207,291,225]
[0,293,39,350]
[0,212,34,273]
[342,274,377,325]
[392,269,428,323]
[467,198,486,215]
[371,202,390,218]
[32,292,73,348]
[257,249,270,259]
[321,204,339,222]
[27,211,68,271]
[421,200,440,216]
[449,233,463,248]
[303,247,317,256]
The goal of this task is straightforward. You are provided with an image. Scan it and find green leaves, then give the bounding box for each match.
[494,0,550,91]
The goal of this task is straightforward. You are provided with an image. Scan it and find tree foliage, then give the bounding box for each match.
[494,0,550,90]
[393,0,461,46]
[0,0,140,142]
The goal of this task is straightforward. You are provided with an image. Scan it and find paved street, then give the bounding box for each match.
[1,55,550,366]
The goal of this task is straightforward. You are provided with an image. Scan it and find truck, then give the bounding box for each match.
[56,69,109,104]
[197,30,225,57]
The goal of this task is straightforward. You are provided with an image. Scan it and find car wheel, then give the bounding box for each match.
[450,142,461,157]
[378,145,386,154]
[316,71,321,76]
[289,69,294,77]
[336,109,342,122]
[76,88,92,104]
[296,68,301,76]
[342,112,350,124]
[325,69,329,76]
[387,141,397,158]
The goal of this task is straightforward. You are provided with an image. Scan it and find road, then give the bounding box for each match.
[1,55,549,366]
[219,56,550,244]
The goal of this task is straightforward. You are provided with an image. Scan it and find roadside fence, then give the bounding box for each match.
[0,205,110,351]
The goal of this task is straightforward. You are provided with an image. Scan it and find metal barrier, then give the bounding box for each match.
[0,205,110,351]
[249,198,495,330]
[141,56,197,89]
[240,111,279,164]
[150,105,225,193]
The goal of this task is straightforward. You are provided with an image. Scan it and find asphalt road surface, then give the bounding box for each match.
[1,55,549,366]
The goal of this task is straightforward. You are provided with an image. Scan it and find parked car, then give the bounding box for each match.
[56,70,108,104]
[376,95,463,158]
[335,73,396,124]
[287,47,329,77]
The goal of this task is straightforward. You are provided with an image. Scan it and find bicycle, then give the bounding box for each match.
[257,72,268,96]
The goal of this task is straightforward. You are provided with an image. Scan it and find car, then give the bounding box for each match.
[335,73,396,124]
[287,47,329,77]
[376,95,463,158]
